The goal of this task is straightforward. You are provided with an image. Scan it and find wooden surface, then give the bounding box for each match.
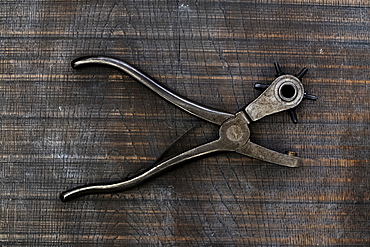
[0,0,369,246]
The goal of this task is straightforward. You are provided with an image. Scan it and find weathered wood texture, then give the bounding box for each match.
[0,0,369,246]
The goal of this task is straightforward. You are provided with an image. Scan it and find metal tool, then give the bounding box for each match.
[60,57,316,202]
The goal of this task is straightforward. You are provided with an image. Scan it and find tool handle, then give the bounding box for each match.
[60,139,223,202]
[72,56,234,125]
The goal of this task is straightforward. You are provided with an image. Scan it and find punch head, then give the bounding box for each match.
[296,67,308,80]
[254,83,269,91]
[304,93,318,101]
[288,108,298,124]
[245,74,305,122]
[274,62,284,77]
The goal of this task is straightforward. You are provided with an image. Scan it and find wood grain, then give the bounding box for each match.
[0,0,369,246]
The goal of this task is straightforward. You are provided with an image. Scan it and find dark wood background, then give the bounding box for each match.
[0,0,369,246]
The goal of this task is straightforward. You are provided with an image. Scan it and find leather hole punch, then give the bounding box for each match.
[60,57,317,202]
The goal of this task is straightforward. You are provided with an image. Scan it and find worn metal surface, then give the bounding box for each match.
[0,0,369,246]
[61,57,306,201]
[245,74,305,121]
[72,56,235,125]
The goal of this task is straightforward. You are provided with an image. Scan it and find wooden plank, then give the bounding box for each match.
[0,0,369,245]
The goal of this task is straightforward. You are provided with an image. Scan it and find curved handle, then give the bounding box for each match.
[72,56,234,125]
[60,139,223,202]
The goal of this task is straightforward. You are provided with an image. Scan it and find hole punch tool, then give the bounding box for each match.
[60,57,316,202]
